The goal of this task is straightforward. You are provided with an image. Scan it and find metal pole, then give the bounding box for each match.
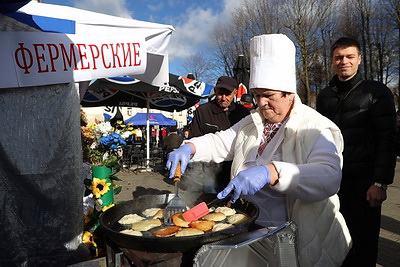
[146,98,150,170]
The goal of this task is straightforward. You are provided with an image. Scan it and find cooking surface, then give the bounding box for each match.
[100,193,259,252]
[110,199,250,237]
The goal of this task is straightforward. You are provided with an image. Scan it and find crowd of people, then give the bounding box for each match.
[116,125,188,165]
[123,126,187,148]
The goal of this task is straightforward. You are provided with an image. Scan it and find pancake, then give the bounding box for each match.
[202,212,226,222]
[153,226,181,237]
[120,229,143,236]
[189,220,215,231]
[172,212,190,228]
[152,209,164,219]
[212,223,234,232]
[227,214,249,225]
[118,213,145,225]
[142,208,161,217]
[175,228,204,237]
[215,206,236,216]
[131,219,162,231]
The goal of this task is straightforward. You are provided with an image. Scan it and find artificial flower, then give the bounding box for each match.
[95,198,103,211]
[89,178,111,198]
[81,120,127,258]
[83,231,99,257]
[81,121,128,167]
[83,193,95,215]
[83,231,97,247]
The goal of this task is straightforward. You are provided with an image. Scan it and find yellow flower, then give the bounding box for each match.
[102,203,115,212]
[83,231,97,247]
[89,178,111,198]
[81,126,96,140]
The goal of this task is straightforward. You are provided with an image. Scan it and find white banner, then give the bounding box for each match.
[0,31,147,88]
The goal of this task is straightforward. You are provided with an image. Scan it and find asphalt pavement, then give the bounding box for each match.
[376,158,400,267]
[109,159,400,266]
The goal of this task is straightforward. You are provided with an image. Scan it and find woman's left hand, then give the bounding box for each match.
[217,165,271,203]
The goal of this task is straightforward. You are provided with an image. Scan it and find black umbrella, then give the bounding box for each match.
[80,74,212,112]
[233,55,251,102]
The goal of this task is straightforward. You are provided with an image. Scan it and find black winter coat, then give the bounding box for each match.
[316,72,397,185]
[189,99,250,138]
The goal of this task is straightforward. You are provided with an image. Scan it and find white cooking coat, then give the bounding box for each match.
[189,119,340,227]
[186,95,351,266]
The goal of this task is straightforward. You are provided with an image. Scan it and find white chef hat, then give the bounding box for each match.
[249,34,296,93]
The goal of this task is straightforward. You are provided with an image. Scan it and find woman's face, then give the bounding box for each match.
[252,89,294,123]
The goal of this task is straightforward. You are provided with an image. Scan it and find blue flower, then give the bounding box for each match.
[87,121,129,167]
[111,133,120,139]
[110,144,119,151]
[98,136,110,145]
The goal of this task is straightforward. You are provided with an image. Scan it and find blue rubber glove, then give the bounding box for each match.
[166,144,193,178]
[217,165,271,203]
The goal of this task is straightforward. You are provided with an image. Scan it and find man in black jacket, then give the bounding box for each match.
[189,76,250,137]
[316,37,397,267]
[187,76,250,192]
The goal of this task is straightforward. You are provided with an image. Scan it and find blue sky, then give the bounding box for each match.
[41,0,245,76]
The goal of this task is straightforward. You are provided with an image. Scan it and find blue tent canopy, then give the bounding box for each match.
[125,113,176,126]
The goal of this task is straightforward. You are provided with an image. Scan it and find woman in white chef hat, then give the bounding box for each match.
[167,34,352,266]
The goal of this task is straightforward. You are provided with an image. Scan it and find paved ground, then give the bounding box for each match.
[103,159,400,266]
[377,158,400,267]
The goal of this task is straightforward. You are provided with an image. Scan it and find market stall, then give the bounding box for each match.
[124,112,177,126]
[0,1,173,265]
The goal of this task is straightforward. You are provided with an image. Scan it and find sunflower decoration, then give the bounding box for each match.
[83,231,97,248]
[83,231,98,257]
[89,178,112,198]
[83,177,117,257]
[83,175,121,258]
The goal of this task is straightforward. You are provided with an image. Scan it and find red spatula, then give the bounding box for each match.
[182,202,210,222]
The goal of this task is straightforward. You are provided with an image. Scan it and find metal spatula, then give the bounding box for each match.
[164,162,187,225]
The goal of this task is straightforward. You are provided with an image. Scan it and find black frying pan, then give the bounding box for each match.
[99,193,259,253]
